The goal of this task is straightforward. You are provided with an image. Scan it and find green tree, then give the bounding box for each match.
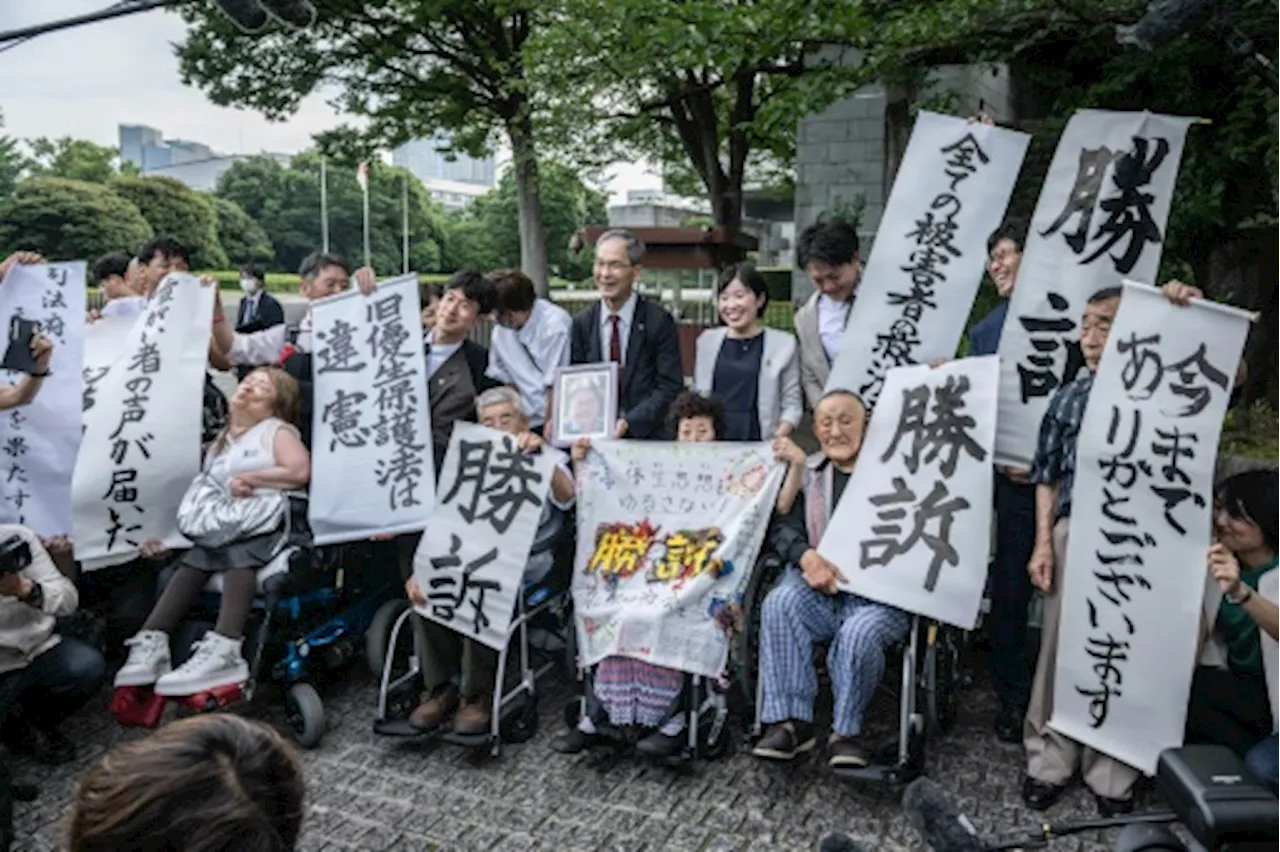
[176,0,561,293]
[108,175,229,268]
[25,137,124,184]
[0,178,153,261]
[441,163,606,278]
[213,196,274,265]
[0,111,23,199]
[215,153,445,275]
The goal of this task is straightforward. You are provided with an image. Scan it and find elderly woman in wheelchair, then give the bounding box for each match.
[113,367,310,698]
[403,387,576,739]
[751,389,911,770]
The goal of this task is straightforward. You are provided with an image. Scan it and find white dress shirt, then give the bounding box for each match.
[598,291,638,366]
[487,298,572,428]
[425,330,463,379]
[227,318,289,366]
[101,296,147,319]
[816,292,853,365]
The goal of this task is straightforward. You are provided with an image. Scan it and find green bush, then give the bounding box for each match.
[0,177,153,264]
[109,175,227,267]
[213,196,273,265]
[191,269,452,292]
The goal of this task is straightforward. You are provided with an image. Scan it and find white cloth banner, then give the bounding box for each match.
[573,441,785,677]
[819,357,998,628]
[82,315,137,416]
[995,110,1195,468]
[412,422,556,651]
[72,274,214,570]
[1052,281,1251,773]
[0,262,87,536]
[1260,570,1279,733]
[827,112,1029,406]
[309,274,435,544]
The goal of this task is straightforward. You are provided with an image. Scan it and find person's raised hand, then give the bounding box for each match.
[355,266,377,296]
[1207,543,1243,596]
[139,539,171,560]
[1160,279,1202,306]
[405,576,426,607]
[0,252,43,280]
[30,334,53,372]
[516,430,544,454]
[613,418,628,439]
[570,437,592,463]
[772,435,806,467]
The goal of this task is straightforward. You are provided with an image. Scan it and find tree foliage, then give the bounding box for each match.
[440,162,607,279]
[213,196,274,265]
[175,0,556,291]
[0,111,22,200]
[0,178,153,262]
[109,175,228,268]
[24,137,127,184]
[215,153,445,275]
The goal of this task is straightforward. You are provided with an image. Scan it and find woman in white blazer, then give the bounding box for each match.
[1187,468,1280,777]
[693,263,803,440]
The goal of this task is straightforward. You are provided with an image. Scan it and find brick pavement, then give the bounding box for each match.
[11,655,1146,851]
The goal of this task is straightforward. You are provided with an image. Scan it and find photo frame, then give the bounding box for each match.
[548,362,619,448]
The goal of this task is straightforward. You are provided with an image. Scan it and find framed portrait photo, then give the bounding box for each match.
[549,362,619,448]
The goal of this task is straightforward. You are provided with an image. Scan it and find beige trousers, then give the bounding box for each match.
[1023,518,1142,799]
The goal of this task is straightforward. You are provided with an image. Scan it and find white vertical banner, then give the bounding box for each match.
[309,274,434,544]
[72,274,214,570]
[818,357,997,628]
[412,422,556,651]
[1052,281,1251,773]
[827,112,1029,406]
[0,261,87,535]
[82,315,138,416]
[995,110,1195,468]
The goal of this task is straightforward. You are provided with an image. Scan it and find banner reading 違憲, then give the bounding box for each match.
[0,261,87,536]
[995,110,1195,468]
[72,274,214,571]
[412,422,556,651]
[819,356,998,629]
[826,112,1029,407]
[1052,281,1251,774]
[573,441,785,677]
[308,273,435,544]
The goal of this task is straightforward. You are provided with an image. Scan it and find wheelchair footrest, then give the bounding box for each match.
[373,718,429,738]
[439,729,490,749]
[110,685,166,728]
[181,683,246,712]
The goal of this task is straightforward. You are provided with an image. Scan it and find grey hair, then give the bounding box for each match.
[476,386,524,416]
[596,228,645,265]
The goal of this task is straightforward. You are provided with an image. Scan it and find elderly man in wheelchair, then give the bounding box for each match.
[113,367,310,697]
[402,386,576,740]
[752,389,911,770]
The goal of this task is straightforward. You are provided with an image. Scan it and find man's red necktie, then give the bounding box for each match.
[608,314,622,363]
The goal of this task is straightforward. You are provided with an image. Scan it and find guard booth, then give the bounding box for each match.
[569,226,759,378]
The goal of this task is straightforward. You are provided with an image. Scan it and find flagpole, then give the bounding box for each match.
[320,156,330,253]
[361,163,371,269]
[401,174,409,274]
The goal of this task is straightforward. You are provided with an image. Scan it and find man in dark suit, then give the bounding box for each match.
[569,228,682,439]
[233,262,286,380]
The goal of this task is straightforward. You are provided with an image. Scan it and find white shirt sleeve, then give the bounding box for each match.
[226,323,287,367]
[539,327,571,389]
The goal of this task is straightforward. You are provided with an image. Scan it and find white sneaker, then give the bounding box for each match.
[154,631,248,697]
[114,630,172,687]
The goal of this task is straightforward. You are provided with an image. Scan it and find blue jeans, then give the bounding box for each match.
[0,637,107,730]
[1245,734,1278,793]
[987,471,1036,711]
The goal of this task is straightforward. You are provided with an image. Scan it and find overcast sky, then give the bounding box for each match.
[0,1,654,203]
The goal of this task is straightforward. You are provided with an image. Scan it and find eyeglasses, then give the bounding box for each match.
[594,260,632,273]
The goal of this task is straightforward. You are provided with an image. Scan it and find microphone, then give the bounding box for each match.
[1115,0,1217,51]
[902,778,986,852]
[817,832,872,852]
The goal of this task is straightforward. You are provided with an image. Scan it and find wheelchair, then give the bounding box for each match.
[111,496,404,749]
[737,555,968,784]
[369,527,576,757]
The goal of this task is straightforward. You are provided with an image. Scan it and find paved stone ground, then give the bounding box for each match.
[12,644,1157,852]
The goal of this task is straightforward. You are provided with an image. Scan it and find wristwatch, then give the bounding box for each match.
[1227,584,1253,606]
[20,581,42,610]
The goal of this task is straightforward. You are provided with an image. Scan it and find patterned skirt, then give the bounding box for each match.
[593,656,684,729]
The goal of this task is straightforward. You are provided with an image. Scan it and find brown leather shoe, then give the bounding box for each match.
[409,684,458,732]
[451,694,492,736]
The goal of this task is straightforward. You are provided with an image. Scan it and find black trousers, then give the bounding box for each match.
[1185,665,1274,758]
[986,471,1037,712]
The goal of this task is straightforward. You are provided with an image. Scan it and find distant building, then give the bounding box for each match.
[607,189,795,268]
[117,124,290,192]
[392,135,496,211]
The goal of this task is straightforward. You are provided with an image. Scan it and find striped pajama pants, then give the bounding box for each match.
[758,568,910,737]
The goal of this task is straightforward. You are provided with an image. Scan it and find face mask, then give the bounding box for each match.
[239,278,257,293]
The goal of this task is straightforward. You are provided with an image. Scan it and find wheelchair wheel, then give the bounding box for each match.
[502,693,540,744]
[285,682,326,749]
[924,627,962,734]
[365,599,410,677]
[733,555,784,719]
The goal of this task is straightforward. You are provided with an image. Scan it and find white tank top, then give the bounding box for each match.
[205,417,297,488]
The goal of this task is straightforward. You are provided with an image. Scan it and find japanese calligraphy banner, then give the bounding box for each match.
[0,261,87,536]
[1052,281,1251,773]
[826,112,1029,407]
[412,422,556,651]
[72,274,214,571]
[309,274,434,545]
[819,357,998,628]
[995,110,1195,468]
[574,441,785,678]
[82,315,138,415]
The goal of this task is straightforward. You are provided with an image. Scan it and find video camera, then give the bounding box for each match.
[0,536,31,577]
